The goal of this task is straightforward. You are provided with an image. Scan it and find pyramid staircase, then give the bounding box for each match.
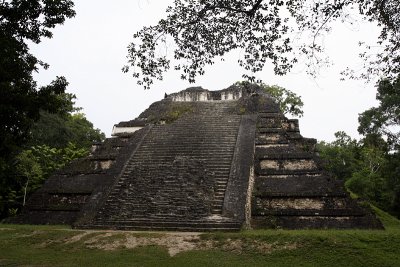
[86,101,243,231]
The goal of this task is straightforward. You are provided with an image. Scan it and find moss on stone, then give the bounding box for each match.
[145,102,194,124]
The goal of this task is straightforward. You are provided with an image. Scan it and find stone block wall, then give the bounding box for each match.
[251,110,383,229]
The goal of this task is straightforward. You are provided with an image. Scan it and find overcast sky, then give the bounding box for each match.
[31,1,382,142]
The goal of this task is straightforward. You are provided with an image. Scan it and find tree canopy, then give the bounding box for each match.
[28,109,105,149]
[261,83,304,117]
[0,0,76,161]
[318,131,400,218]
[358,76,400,150]
[318,76,400,218]
[0,93,105,218]
[0,0,78,218]
[124,0,400,89]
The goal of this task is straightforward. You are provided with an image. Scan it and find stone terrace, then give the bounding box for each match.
[251,112,382,229]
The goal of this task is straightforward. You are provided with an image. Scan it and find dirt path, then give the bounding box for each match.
[65,231,203,256]
[63,230,297,256]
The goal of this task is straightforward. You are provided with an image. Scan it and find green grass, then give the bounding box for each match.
[1,210,400,267]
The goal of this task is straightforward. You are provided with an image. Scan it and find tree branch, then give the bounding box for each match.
[182,1,265,30]
[202,0,265,16]
[249,0,264,15]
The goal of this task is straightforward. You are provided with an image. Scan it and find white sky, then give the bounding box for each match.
[31,0,382,142]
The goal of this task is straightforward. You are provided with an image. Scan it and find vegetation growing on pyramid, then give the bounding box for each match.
[235,81,304,117]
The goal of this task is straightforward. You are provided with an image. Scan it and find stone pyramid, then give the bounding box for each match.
[13,84,383,230]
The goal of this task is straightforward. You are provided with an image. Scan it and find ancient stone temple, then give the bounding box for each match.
[14,84,383,230]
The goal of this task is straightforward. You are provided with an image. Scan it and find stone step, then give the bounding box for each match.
[131,156,234,160]
[97,216,239,224]
[144,133,239,138]
[257,159,319,173]
[139,145,236,149]
[82,221,241,231]
[258,126,299,134]
[251,215,383,229]
[215,187,228,192]
[254,175,346,197]
[254,191,347,198]
[255,139,289,146]
[136,146,236,150]
[211,209,222,214]
[255,144,291,149]
[256,137,289,144]
[137,148,235,152]
[257,112,282,118]
[252,196,365,216]
[252,209,366,217]
[256,168,322,176]
[130,155,234,161]
[256,150,314,160]
[121,169,231,176]
[212,200,224,206]
[257,128,286,134]
[139,142,237,147]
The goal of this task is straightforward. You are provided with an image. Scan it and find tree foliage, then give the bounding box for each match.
[0,0,76,161]
[261,84,304,117]
[5,143,89,213]
[318,131,400,218]
[0,1,76,217]
[234,81,304,117]
[318,131,361,181]
[28,109,105,149]
[358,77,400,150]
[0,94,105,218]
[318,77,400,218]
[125,0,400,89]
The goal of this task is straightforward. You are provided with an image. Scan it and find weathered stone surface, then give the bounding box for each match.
[251,101,382,229]
[12,84,383,230]
[223,115,257,225]
[9,126,152,225]
[82,100,245,230]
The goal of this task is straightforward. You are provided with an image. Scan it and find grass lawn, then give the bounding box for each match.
[1,207,399,267]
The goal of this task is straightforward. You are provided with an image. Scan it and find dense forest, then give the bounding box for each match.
[0,93,105,218]
[318,77,400,218]
[0,0,104,218]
